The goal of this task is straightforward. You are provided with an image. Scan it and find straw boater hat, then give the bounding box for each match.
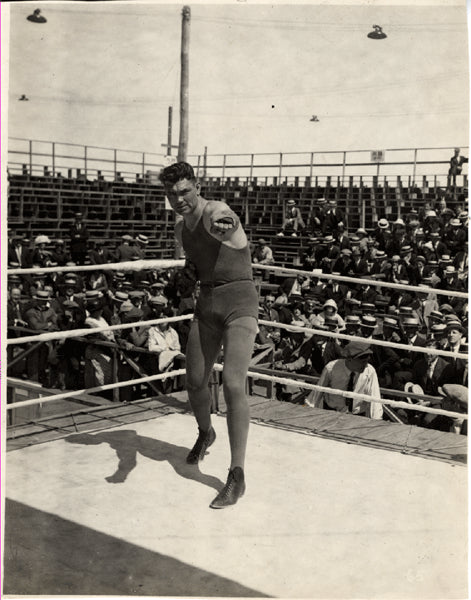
[383,317,399,330]
[287,199,296,205]
[111,291,129,303]
[345,315,361,326]
[34,290,50,301]
[377,218,389,229]
[360,315,377,329]
[136,234,149,245]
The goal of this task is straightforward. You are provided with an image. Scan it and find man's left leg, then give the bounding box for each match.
[210,316,257,509]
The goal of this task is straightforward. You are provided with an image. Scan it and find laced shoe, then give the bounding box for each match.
[186,426,216,464]
[210,467,245,509]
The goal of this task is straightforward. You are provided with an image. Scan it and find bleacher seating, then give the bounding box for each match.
[7,172,467,265]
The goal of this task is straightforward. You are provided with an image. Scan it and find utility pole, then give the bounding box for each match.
[167,106,173,156]
[178,6,191,162]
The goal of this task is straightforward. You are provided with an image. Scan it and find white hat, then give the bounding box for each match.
[323,299,338,310]
[136,234,149,245]
[35,235,51,244]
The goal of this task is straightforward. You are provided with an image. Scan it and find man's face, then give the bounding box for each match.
[10,289,21,302]
[347,355,370,373]
[404,326,417,339]
[164,178,200,215]
[265,296,275,307]
[447,328,462,345]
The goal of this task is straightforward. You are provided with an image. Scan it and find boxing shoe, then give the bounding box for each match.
[210,467,245,509]
[186,426,216,464]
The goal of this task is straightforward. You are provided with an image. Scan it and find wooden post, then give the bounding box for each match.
[112,348,120,402]
[412,148,418,185]
[177,7,191,162]
[167,106,173,156]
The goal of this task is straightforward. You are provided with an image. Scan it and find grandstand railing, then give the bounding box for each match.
[8,138,469,187]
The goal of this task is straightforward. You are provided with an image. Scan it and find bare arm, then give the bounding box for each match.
[202,201,247,248]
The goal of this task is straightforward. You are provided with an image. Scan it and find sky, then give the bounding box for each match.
[3,1,470,167]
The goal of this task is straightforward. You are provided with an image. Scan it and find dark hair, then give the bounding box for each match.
[159,162,196,186]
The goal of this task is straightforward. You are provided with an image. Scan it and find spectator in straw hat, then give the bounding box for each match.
[252,238,274,265]
[277,199,305,237]
[24,290,60,385]
[305,341,383,419]
[360,315,377,339]
[31,235,53,268]
[68,212,90,266]
[116,234,137,262]
[444,218,466,253]
[134,233,150,259]
[105,290,130,326]
[344,314,361,337]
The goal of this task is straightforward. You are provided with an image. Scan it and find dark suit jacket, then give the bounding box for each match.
[68,223,90,252]
[412,357,449,396]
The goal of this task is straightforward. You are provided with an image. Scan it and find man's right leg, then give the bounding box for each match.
[185,319,223,462]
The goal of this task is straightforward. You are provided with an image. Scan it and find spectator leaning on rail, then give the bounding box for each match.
[305,341,383,419]
[277,199,305,237]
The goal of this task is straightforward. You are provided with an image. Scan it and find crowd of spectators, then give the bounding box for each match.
[250,198,468,433]
[7,225,197,400]
[7,198,468,433]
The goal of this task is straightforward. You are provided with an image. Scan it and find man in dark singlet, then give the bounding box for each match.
[159,162,258,509]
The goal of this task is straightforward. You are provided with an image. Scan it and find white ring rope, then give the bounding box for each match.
[6,363,467,421]
[7,314,193,346]
[7,259,186,276]
[7,314,467,361]
[7,257,468,299]
[258,319,469,360]
[253,263,469,300]
[6,258,468,422]
[6,369,187,411]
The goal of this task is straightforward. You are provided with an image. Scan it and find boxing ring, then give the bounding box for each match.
[3,259,468,598]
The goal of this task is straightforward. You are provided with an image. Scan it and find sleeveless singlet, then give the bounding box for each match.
[181,217,253,284]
